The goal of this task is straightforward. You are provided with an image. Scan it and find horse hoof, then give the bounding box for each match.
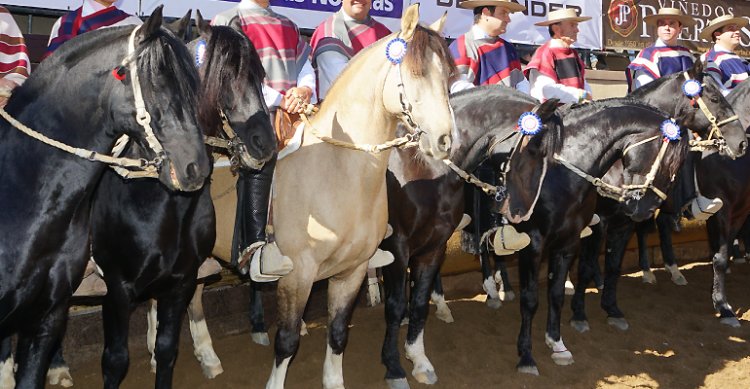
[551,351,574,366]
[47,366,74,387]
[251,332,271,346]
[201,362,224,379]
[517,365,539,376]
[435,308,454,323]
[500,290,516,302]
[386,378,410,389]
[642,271,657,284]
[413,369,438,385]
[607,317,629,331]
[401,318,409,326]
[720,317,741,328]
[671,274,688,286]
[570,320,590,333]
[486,297,502,309]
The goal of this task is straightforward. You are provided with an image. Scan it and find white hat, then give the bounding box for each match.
[643,8,696,28]
[699,14,749,41]
[534,8,592,27]
[457,0,526,13]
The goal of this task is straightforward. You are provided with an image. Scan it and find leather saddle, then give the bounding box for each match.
[274,110,302,151]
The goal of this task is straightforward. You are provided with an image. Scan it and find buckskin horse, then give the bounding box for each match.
[0,7,209,388]
[380,86,561,389]
[571,60,748,333]
[512,99,690,376]
[265,5,455,388]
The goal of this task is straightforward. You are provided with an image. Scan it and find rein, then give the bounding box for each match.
[682,71,739,156]
[0,26,167,179]
[554,135,673,202]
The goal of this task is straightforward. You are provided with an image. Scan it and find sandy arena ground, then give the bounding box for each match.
[65,260,750,388]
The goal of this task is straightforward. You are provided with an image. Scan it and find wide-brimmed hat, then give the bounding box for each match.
[534,8,592,27]
[458,0,526,13]
[699,14,750,41]
[643,7,696,28]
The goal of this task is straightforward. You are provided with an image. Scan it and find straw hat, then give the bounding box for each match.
[458,0,526,13]
[699,14,750,41]
[643,8,696,28]
[534,8,592,27]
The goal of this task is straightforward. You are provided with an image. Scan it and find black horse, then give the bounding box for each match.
[513,99,689,375]
[0,8,209,388]
[571,60,748,333]
[379,86,561,389]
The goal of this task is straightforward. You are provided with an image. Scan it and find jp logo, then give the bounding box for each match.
[608,0,638,38]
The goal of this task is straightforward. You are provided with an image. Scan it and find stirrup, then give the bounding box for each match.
[73,272,108,297]
[690,197,723,221]
[589,214,600,226]
[580,227,593,238]
[455,213,472,232]
[197,257,223,279]
[368,249,395,269]
[240,242,294,282]
[492,225,530,256]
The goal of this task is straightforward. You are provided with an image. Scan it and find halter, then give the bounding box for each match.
[304,34,428,154]
[554,133,677,203]
[682,71,740,156]
[204,109,266,171]
[0,25,167,179]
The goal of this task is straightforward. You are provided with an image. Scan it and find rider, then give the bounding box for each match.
[526,8,592,104]
[700,14,750,94]
[310,0,396,268]
[45,0,142,59]
[213,0,315,281]
[448,0,532,257]
[629,8,722,223]
[0,6,30,107]
[626,7,695,91]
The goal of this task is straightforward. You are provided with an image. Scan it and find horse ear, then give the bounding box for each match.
[139,5,164,41]
[401,3,420,41]
[195,9,212,37]
[165,9,192,41]
[534,99,559,122]
[688,59,705,81]
[229,16,243,33]
[428,12,448,35]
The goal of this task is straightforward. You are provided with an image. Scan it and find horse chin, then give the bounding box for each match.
[499,199,528,224]
[622,202,654,222]
[238,147,267,171]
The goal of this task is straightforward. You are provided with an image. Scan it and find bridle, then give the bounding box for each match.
[203,109,267,172]
[682,71,740,157]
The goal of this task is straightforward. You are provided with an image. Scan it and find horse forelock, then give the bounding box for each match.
[197,25,266,136]
[402,25,457,79]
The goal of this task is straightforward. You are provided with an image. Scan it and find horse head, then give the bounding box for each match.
[189,10,275,170]
[675,60,746,159]
[381,4,455,159]
[108,6,210,191]
[497,98,562,223]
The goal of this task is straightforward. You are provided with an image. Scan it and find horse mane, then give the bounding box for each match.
[197,25,266,136]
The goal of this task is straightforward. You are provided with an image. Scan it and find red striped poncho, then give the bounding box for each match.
[0,7,29,86]
[525,41,586,89]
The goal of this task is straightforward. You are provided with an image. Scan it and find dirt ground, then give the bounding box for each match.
[65,260,750,389]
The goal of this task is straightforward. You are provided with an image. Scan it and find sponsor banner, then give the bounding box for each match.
[604,0,750,57]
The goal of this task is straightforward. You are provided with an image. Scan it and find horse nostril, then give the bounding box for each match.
[251,134,265,153]
[186,162,200,181]
[740,140,747,154]
[437,134,452,153]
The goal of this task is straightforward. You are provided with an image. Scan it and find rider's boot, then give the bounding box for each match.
[681,152,722,221]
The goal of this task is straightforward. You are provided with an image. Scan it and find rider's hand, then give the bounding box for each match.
[282,86,313,114]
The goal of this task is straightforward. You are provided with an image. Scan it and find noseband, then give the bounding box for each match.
[682,71,739,156]
[204,109,266,171]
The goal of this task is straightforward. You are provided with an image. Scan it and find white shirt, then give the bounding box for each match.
[528,39,592,104]
[449,25,530,95]
[48,0,142,46]
[237,0,317,109]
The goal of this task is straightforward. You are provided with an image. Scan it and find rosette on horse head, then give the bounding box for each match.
[0,6,209,389]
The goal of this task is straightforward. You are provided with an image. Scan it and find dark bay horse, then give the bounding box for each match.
[513,99,689,376]
[0,8,209,388]
[380,86,561,389]
[571,60,748,333]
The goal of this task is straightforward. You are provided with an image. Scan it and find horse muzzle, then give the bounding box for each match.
[418,133,451,159]
[161,159,206,192]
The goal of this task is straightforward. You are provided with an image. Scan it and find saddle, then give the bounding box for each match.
[274,110,302,151]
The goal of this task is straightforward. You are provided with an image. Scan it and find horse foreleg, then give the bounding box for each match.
[46,339,72,388]
[545,249,574,366]
[154,282,195,389]
[480,249,501,309]
[249,280,270,346]
[571,222,604,333]
[323,262,368,389]
[187,283,223,379]
[516,237,541,375]
[494,255,515,301]
[266,266,316,389]
[635,220,656,284]
[0,337,14,389]
[707,214,740,327]
[430,273,453,324]
[14,304,67,389]
[656,213,687,285]
[405,255,442,386]
[101,284,133,389]
[380,243,409,389]
[147,299,158,373]
[600,220,634,331]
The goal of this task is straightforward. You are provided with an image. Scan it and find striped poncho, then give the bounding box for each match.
[449,30,524,87]
[0,7,29,86]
